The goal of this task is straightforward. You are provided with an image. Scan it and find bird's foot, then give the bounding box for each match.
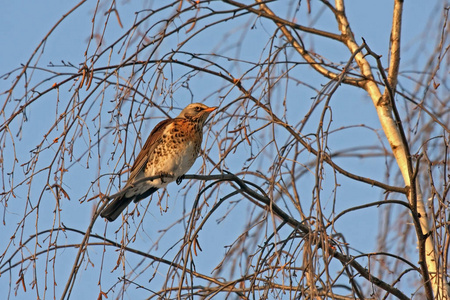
[159,172,173,183]
[176,175,185,185]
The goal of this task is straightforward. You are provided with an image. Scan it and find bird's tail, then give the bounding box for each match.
[100,187,159,222]
[100,194,133,222]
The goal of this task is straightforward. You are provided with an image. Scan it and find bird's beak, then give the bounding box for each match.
[204,106,217,113]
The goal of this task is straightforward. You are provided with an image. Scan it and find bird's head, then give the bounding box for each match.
[177,103,217,124]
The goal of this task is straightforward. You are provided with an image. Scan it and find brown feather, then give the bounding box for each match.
[100,103,217,222]
[127,118,176,184]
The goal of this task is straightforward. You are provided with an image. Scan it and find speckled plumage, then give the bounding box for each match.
[101,103,217,221]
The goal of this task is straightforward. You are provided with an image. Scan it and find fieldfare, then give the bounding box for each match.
[100,103,217,221]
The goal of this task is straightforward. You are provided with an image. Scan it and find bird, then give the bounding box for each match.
[100,103,217,221]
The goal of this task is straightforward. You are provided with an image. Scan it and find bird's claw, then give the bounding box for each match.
[176,175,185,185]
[159,172,170,183]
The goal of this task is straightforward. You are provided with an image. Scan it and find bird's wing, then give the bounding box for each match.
[126,118,175,184]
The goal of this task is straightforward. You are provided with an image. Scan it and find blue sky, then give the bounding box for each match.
[0,1,446,299]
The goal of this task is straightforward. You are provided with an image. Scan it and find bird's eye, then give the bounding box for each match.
[195,106,202,111]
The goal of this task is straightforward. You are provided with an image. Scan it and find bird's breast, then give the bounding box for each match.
[144,120,202,187]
